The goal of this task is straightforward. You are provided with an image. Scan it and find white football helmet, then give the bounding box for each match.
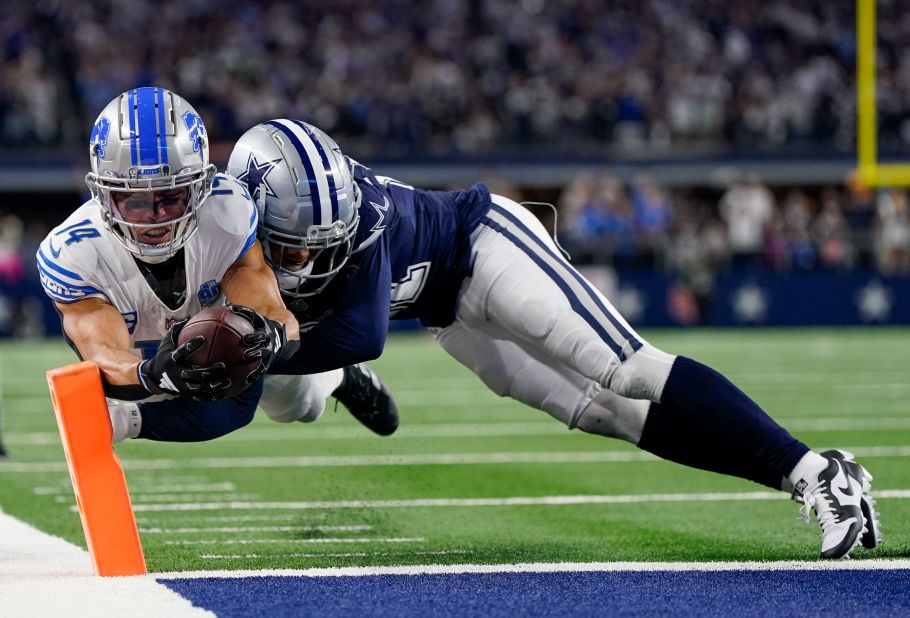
[84,87,216,263]
[227,119,360,298]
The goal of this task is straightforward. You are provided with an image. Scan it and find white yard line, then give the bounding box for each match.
[0,509,213,618]
[157,558,910,580]
[140,525,372,534]
[9,415,910,446]
[163,537,425,546]
[54,493,261,504]
[7,445,910,473]
[199,549,470,560]
[137,513,328,524]
[122,488,910,513]
[36,482,236,495]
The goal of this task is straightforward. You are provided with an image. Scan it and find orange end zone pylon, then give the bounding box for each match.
[46,361,146,577]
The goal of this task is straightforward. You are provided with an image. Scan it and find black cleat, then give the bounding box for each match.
[333,364,399,436]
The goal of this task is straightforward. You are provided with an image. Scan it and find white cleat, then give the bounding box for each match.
[799,456,864,559]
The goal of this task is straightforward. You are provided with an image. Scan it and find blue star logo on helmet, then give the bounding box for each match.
[90,116,111,157]
[237,154,280,203]
[182,110,206,153]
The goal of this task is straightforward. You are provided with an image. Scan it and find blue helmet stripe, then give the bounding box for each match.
[136,87,160,165]
[128,89,138,166]
[156,87,168,165]
[264,120,324,225]
[295,121,339,223]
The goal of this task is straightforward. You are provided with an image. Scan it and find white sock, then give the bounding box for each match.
[108,402,142,444]
[786,451,829,494]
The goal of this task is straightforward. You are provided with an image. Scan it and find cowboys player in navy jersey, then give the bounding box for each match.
[38,89,396,445]
[229,119,882,559]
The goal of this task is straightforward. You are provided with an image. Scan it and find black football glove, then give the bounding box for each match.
[138,318,233,402]
[229,304,300,381]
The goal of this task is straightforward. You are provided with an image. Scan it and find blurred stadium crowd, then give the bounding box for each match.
[1,0,909,335]
[3,0,909,154]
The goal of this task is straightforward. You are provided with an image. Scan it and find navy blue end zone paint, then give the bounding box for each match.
[160,569,910,617]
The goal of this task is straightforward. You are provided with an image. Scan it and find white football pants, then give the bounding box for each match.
[258,369,345,423]
[431,195,676,444]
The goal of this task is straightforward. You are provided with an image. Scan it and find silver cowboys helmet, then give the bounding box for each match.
[85,87,216,263]
[227,119,360,298]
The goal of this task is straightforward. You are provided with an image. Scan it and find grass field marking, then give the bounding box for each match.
[136,513,328,525]
[35,482,237,496]
[163,537,425,546]
[9,414,910,449]
[53,492,261,504]
[140,525,373,534]
[123,488,910,513]
[156,559,910,580]
[9,414,910,447]
[9,445,910,473]
[14,445,902,474]
[199,549,471,560]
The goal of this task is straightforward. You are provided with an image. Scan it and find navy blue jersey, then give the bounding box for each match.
[270,160,491,375]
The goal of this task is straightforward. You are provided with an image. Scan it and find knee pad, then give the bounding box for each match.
[260,375,326,424]
[572,387,651,443]
[608,344,676,401]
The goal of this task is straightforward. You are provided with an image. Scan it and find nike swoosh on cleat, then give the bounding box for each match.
[830,461,861,507]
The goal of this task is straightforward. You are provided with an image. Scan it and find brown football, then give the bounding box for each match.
[177,306,260,398]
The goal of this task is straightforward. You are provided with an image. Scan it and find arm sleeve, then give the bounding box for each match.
[269,236,391,375]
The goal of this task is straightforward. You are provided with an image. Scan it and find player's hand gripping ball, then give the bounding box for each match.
[177,306,263,399]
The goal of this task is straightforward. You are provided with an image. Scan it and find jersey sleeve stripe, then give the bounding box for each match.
[36,262,101,293]
[37,247,86,282]
[235,229,257,261]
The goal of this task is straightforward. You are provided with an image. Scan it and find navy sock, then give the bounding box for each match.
[637,356,808,489]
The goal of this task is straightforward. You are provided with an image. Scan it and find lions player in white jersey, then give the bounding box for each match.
[38,88,395,443]
[228,119,881,560]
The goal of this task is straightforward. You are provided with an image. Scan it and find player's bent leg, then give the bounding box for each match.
[573,388,650,444]
[433,320,647,441]
[260,371,343,423]
[135,378,264,442]
[464,195,642,388]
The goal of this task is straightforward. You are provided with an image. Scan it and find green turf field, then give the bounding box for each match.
[1,329,909,572]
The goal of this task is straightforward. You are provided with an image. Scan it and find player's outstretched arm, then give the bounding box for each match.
[221,239,299,342]
[55,297,145,390]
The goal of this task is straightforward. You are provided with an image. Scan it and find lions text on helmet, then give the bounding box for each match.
[226,120,360,298]
[85,88,216,264]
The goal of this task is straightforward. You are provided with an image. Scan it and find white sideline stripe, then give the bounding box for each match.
[0,509,212,618]
[141,525,372,534]
[9,445,910,473]
[164,537,424,546]
[122,488,910,513]
[157,558,910,580]
[200,550,470,560]
[11,415,910,446]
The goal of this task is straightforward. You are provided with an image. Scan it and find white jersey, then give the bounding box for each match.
[37,173,258,360]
